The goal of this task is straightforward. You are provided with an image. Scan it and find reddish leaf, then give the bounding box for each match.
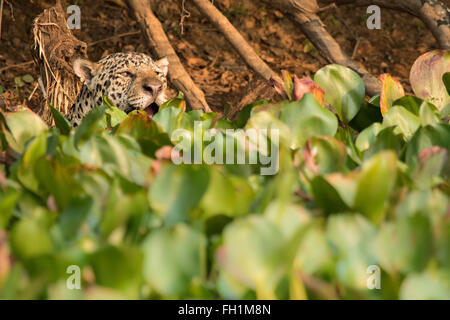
[293,76,325,105]
[380,74,405,116]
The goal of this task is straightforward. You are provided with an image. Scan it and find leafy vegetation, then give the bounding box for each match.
[0,51,449,300]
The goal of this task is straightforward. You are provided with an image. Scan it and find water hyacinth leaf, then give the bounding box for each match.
[306,136,347,175]
[354,151,397,224]
[379,74,405,116]
[100,186,149,239]
[355,123,384,153]
[314,64,365,123]
[2,109,47,153]
[90,245,142,297]
[34,157,81,210]
[419,101,440,126]
[293,225,333,276]
[200,167,254,218]
[392,95,423,115]
[443,72,450,95]
[382,106,420,139]
[142,225,206,298]
[326,214,377,289]
[235,100,269,128]
[49,104,71,135]
[218,215,287,298]
[246,110,291,148]
[0,189,20,228]
[410,50,450,111]
[17,133,47,193]
[405,123,450,170]
[103,104,128,128]
[279,94,338,149]
[293,76,324,105]
[413,146,449,188]
[148,164,209,226]
[310,175,351,214]
[79,134,138,179]
[376,212,432,275]
[116,112,172,156]
[74,106,106,148]
[57,197,93,240]
[10,219,53,260]
[152,106,184,135]
[159,97,186,112]
[363,126,404,160]
[400,271,450,300]
[349,100,383,132]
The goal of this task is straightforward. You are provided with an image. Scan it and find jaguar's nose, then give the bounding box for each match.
[143,82,162,98]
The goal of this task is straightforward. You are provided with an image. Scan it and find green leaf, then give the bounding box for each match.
[314,64,365,123]
[307,136,347,175]
[349,101,383,132]
[400,271,450,300]
[311,175,352,214]
[17,133,47,193]
[2,109,48,153]
[219,215,287,299]
[443,72,450,96]
[22,74,34,84]
[0,188,20,228]
[50,104,71,135]
[419,101,440,126]
[142,225,206,298]
[376,212,433,275]
[235,100,269,128]
[355,123,384,153]
[90,245,142,297]
[116,112,171,157]
[392,95,423,115]
[73,106,106,148]
[405,123,450,170]
[383,106,421,139]
[326,214,377,290]
[58,197,93,240]
[354,151,397,224]
[148,164,209,225]
[279,94,338,149]
[199,167,254,218]
[10,219,53,260]
[14,77,24,87]
[410,50,450,111]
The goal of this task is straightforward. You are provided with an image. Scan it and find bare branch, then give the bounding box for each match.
[262,0,382,96]
[191,0,282,84]
[320,0,450,49]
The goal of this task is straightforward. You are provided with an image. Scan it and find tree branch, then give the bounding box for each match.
[125,0,212,112]
[320,0,450,49]
[262,0,382,96]
[190,0,282,84]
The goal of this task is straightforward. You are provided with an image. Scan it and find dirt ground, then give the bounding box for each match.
[1,0,449,115]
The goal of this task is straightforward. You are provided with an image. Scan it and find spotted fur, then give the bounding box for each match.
[68,52,169,126]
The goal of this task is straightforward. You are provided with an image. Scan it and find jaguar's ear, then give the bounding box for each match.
[73,58,99,87]
[155,57,169,77]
